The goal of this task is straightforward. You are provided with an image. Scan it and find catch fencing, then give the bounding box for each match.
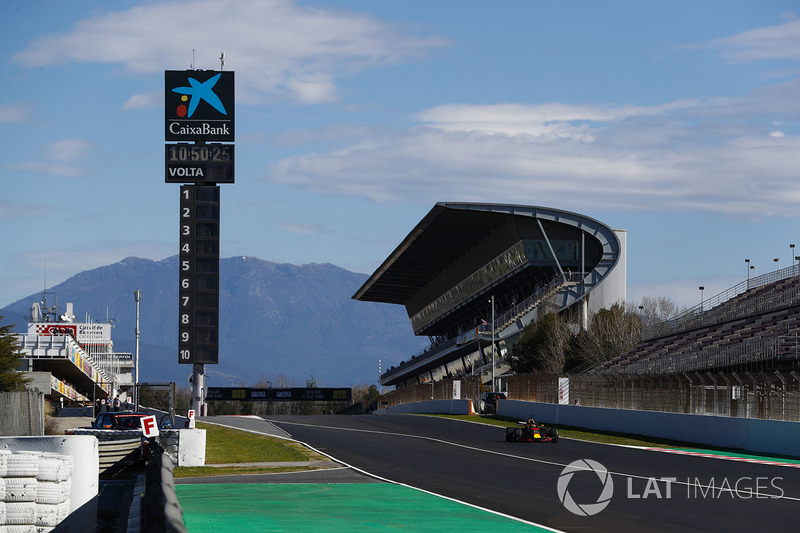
[505,372,800,422]
[378,377,483,410]
[378,372,800,422]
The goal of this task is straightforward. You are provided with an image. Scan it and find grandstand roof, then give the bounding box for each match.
[353,202,620,306]
[353,203,505,305]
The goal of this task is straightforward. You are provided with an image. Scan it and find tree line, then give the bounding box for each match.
[507,297,685,375]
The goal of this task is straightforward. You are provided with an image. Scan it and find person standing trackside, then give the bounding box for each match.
[113,395,120,412]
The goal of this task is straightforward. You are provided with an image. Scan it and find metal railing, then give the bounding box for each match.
[643,264,800,340]
[494,271,582,333]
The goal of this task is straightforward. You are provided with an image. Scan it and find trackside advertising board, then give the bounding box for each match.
[206,387,352,403]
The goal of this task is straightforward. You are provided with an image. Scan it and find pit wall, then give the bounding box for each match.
[498,400,800,458]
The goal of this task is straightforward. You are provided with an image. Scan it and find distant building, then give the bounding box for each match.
[15,295,133,411]
[353,202,625,390]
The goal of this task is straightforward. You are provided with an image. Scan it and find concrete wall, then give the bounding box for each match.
[161,429,206,467]
[498,400,800,457]
[588,228,627,314]
[382,399,474,416]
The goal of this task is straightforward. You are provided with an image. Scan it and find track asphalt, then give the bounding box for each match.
[175,416,555,532]
[174,416,800,531]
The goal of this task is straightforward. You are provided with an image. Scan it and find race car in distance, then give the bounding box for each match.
[505,417,559,443]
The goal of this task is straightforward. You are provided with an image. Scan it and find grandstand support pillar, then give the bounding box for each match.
[775,371,786,421]
[694,372,706,415]
[707,373,718,416]
[580,299,588,331]
[791,371,800,422]
[745,371,757,418]
[719,373,731,417]
[732,372,746,418]
[682,373,692,414]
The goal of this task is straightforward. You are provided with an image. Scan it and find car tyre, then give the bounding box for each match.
[548,427,559,442]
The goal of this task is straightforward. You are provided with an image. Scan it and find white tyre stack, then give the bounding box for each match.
[0,450,73,532]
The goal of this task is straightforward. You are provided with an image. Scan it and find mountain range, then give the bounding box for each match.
[1,256,427,388]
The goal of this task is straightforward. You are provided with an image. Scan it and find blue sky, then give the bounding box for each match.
[2,0,800,313]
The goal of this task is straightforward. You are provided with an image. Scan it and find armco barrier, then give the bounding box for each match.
[383,399,474,415]
[141,439,187,533]
[498,400,800,457]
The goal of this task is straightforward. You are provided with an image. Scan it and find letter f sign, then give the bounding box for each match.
[142,415,159,438]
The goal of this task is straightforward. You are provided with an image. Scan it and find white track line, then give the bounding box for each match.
[203,417,564,532]
[259,417,800,503]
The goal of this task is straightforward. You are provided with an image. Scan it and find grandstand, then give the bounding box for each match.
[598,266,800,375]
[353,202,626,389]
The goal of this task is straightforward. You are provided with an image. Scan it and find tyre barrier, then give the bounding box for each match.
[70,429,146,475]
[141,439,187,533]
[0,450,73,531]
[98,437,143,475]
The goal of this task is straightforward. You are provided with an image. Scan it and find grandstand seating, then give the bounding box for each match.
[600,275,800,374]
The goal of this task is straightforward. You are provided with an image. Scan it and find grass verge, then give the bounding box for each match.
[174,421,331,478]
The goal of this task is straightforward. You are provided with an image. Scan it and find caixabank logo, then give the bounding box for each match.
[165,70,234,142]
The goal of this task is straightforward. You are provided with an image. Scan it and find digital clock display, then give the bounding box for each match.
[165,143,234,184]
[167,143,233,163]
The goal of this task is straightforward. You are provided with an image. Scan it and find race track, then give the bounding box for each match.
[202,414,800,532]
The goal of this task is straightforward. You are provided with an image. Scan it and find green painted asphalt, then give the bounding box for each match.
[176,483,552,532]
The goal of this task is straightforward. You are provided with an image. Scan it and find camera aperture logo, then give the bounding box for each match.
[557,458,785,517]
[557,459,614,516]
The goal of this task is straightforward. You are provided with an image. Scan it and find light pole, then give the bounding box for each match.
[699,286,704,312]
[134,289,141,411]
[750,264,756,280]
[774,258,780,271]
[790,244,795,270]
[745,259,751,288]
[491,295,496,393]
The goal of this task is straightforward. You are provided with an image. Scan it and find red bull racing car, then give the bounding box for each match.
[505,417,559,443]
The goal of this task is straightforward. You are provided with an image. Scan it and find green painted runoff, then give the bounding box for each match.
[176,483,553,532]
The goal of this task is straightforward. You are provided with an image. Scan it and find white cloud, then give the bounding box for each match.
[0,202,51,221]
[12,139,94,178]
[45,139,94,162]
[415,100,699,138]
[705,18,800,62]
[12,161,85,179]
[122,90,161,110]
[269,82,800,217]
[276,222,330,235]
[13,0,447,105]
[0,103,32,122]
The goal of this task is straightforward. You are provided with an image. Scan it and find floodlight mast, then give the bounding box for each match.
[491,295,496,392]
[134,289,141,411]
